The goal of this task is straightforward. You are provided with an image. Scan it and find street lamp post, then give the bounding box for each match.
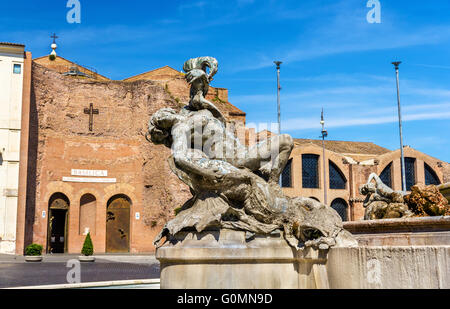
[392,61,407,192]
[274,61,282,135]
[274,61,282,186]
[321,108,328,205]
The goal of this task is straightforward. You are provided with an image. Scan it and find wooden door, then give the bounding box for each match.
[106,197,130,253]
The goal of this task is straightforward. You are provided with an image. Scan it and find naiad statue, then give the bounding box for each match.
[147,57,358,250]
[183,56,226,124]
[360,173,413,220]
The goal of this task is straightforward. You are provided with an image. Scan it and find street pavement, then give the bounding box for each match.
[0,254,159,288]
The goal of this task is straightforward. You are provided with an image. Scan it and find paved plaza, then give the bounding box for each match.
[0,254,159,288]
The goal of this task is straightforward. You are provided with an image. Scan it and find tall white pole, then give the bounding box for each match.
[392,61,407,192]
[274,61,282,186]
[321,109,328,205]
[274,61,282,135]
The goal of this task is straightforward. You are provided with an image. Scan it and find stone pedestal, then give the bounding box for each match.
[156,229,329,289]
[327,246,450,289]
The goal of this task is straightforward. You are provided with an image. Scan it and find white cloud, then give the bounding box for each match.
[230,0,450,72]
[282,110,450,131]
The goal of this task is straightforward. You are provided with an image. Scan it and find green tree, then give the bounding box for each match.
[81,233,94,256]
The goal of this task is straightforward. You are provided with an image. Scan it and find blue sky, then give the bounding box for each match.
[1,0,449,161]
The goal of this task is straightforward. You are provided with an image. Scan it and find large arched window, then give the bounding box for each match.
[329,161,346,190]
[424,163,441,186]
[281,159,292,188]
[405,157,416,191]
[302,154,319,189]
[379,162,393,189]
[331,198,348,222]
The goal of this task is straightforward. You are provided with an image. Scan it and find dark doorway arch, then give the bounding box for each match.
[47,193,70,254]
[331,198,348,222]
[106,194,131,253]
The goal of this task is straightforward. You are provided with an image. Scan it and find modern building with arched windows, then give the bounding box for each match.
[279,138,448,221]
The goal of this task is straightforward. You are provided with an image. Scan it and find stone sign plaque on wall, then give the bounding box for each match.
[63,169,115,183]
[71,169,108,177]
[62,177,117,183]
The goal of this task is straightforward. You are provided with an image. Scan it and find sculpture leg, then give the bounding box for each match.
[244,134,293,183]
[220,207,280,234]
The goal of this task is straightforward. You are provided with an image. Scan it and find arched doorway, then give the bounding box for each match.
[331,198,348,222]
[47,193,70,253]
[106,195,131,253]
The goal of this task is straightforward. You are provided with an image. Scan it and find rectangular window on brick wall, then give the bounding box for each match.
[302,154,319,189]
[405,157,416,191]
[281,159,292,188]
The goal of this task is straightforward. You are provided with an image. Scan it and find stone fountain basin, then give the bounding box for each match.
[157,227,450,289]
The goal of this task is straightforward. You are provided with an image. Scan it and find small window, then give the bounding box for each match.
[424,163,440,186]
[380,163,393,189]
[331,198,348,222]
[13,64,21,74]
[329,161,346,190]
[281,159,292,188]
[405,157,416,191]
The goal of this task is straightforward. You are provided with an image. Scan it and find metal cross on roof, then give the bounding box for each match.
[51,33,59,44]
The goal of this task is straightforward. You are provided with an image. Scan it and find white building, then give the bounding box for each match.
[0,43,25,254]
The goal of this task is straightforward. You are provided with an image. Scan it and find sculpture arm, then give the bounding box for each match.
[190,91,226,124]
[171,125,225,180]
[367,173,378,184]
[366,173,395,194]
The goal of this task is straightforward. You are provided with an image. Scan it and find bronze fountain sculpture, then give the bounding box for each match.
[147,57,357,250]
